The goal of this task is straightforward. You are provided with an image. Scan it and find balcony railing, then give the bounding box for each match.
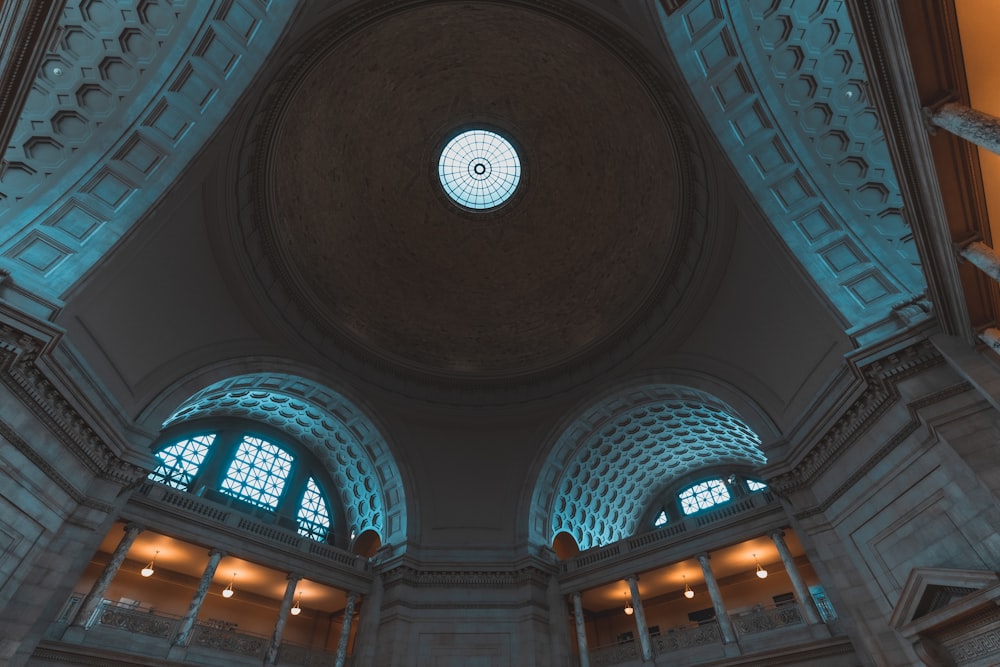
[587,603,815,666]
[95,601,178,639]
[653,620,722,653]
[591,639,641,666]
[731,602,804,636]
[134,481,370,572]
[52,600,341,666]
[561,491,777,574]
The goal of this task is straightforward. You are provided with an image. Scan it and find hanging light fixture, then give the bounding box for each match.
[754,554,768,579]
[141,550,159,577]
[683,575,695,599]
[623,592,634,616]
[291,594,302,616]
[222,573,236,598]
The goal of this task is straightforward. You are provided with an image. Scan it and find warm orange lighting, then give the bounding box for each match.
[754,554,768,579]
[141,550,158,578]
[623,592,634,615]
[222,573,235,598]
[291,595,302,616]
[683,575,694,599]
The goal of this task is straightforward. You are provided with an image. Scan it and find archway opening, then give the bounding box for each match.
[552,531,581,560]
[352,529,381,558]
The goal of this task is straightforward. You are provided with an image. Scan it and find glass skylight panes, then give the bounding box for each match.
[297,477,331,540]
[747,479,768,491]
[653,510,669,527]
[148,434,216,490]
[220,435,293,509]
[679,479,731,515]
[438,129,521,209]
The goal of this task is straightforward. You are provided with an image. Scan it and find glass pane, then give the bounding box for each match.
[653,510,669,527]
[679,479,731,515]
[297,476,331,540]
[747,479,768,491]
[439,129,521,209]
[220,435,293,509]
[148,434,216,490]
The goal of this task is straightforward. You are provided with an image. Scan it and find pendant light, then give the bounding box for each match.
[754,554,768,579]
[683,575,695,599]
[222,573,236,598]
[141,550,159,577]
[623,592,634,616]
[291,594,302,616]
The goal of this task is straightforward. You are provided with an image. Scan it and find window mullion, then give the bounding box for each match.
[192,428,240,497]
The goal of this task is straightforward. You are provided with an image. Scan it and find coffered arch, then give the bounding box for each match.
[526,377,771,551]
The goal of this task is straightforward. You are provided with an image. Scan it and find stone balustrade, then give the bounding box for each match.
[561,491,777,574]
[584,604,811,666]
[134,481,371,572]
[52,599,341,666]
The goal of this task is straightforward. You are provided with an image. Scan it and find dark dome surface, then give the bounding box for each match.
[256,1,694,381]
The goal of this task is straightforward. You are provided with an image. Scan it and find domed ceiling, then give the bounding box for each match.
[246,1,707,384]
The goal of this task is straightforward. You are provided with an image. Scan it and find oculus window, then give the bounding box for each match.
[438,129,521,209]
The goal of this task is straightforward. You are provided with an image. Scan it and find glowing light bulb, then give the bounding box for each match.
[141,551,158,577]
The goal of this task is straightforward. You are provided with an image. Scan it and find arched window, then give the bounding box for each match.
[297,477,331,540]
[679,478,730,515]
[147,428,334,542]
[220,435,294,509]
[148,434,215,490]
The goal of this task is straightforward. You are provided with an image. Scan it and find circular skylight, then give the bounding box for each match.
[438,129,521,210]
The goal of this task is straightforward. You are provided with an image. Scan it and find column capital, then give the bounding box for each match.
[123,522,145,535]
[770,528,786,541]
[696,552,711,563]
[208,548,227,559]
[287,572,302,583]
[624,574,639,583]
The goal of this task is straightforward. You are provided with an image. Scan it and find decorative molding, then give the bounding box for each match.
[0,415,112,513]
[656,0,929,340]
[535,386,764,550]
[0,0,64,152]
[770,339,946,498]
[382,564,551,589]
[0,0,297,296]
[0,321,147,494]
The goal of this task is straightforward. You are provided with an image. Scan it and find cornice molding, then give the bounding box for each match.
[846,0,977,340]
[769,338,949,497]
[0,0,64,151]
[0,318,147,493]
[381,563,553,590]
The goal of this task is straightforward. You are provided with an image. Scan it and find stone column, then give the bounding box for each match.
[172,549,225,647]
[571,592,590,667]
[697,553,736,643]
[961,241,1000,283]
[625,575,653,661]
[265,574,300,665]
[69,523,143,629]
[770,530,822,625]
[547,575,572,667]
[352,574,384,666]
[929,102,1000,156]
[334,591,358,667]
